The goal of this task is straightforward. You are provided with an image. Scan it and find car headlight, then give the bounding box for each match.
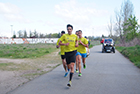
[104,44,106,46]
[111,44,113,46]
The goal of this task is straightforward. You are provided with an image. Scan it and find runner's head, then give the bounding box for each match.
[61,31,65,36]
[78,30,82,38]
[75,31,79,36]
[67,24,73,35]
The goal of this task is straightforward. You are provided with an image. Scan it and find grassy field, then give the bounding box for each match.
[0,43,57,59]
[0,49,61,79]
[0,41,99,79]
[116,45,140,68]
[0,43,60,80]
[89,40,100,48]
[0,40,99,59]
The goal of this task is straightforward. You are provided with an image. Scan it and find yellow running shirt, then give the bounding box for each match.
[56,38,65,55]
[77,37,88,53]
[60,34,78,52]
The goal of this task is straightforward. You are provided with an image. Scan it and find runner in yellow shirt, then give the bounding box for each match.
[75,31,79,73]
[84,36,90,57]
[59,24,78,87]
[56,31,69,77]
[76,30,88,77]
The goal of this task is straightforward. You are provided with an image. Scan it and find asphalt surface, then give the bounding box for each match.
[7,45,140,94]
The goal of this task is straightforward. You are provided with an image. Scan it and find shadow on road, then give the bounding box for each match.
[64,87,70,90]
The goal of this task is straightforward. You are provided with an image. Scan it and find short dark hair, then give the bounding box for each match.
[67,24,73,29]
[61,31,65,34]
[75,31,79,33]
[84,36,87,38]
[78,30,82,33]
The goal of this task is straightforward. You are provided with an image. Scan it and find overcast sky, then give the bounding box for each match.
[0,0,140,37]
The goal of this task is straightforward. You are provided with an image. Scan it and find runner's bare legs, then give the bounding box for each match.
[62,59,67,72]
[82,57,86,68]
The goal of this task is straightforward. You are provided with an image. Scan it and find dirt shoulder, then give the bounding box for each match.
[0,50,61,94]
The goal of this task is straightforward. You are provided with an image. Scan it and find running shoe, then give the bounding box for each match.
[64,69,70,77]
[64,72,69,77]
[76,69,79,73]
[78,73,82,77]
[83,64,86,69]
[67,81,72,87]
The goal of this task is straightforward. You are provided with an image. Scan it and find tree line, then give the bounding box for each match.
[12,30,95,41]
[12,30,61,38]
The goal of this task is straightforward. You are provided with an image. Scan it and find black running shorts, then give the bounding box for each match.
[61,55,65,59]
[65,50,77,65]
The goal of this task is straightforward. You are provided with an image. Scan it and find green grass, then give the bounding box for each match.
[89,44,94,48]
[115,46,126,52]
[0,43,57,59]
[116,45,140,68]
[89,40,100,48]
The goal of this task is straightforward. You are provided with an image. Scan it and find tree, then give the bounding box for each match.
[94,36,101,41]
[51,33,58,38]
[124,15,140,41]
[121,0,134,36]
[23,30,27,38]
[18,30,23,38]
[29,31,32,38]
[114,0,134,42]
[33,29,38,38]
[12,31,16,38]
[114,10,123,42]
[58,32,61,38]
[39,33,45,38]
[108,17,113,38]
[88,36,94,41]
[48,33,52,38]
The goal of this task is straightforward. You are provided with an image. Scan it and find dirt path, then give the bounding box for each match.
[0,50,61,94]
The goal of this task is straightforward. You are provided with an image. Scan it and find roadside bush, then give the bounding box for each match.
[116,38,140,47]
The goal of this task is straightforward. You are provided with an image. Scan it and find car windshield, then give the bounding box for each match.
[104,39,112,43]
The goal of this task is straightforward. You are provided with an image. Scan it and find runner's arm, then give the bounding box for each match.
[56,45,60,48]
[79,40,88,47]
[56,39,60,48]
[75,40,78,47]
[59,41,69,46]
[56,42,60,48]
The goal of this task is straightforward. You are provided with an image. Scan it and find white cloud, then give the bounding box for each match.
[0,2,31,23]
[54,0,108,26]
[0,2,20,14]
[54,0,109,37]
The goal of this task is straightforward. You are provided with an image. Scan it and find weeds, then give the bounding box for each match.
[116,45,140,68]
[0,43,57,59]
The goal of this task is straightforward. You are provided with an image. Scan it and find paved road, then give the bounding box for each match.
[8,45,140,94]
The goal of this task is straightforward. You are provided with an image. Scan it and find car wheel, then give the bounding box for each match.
[102,49,104,53]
